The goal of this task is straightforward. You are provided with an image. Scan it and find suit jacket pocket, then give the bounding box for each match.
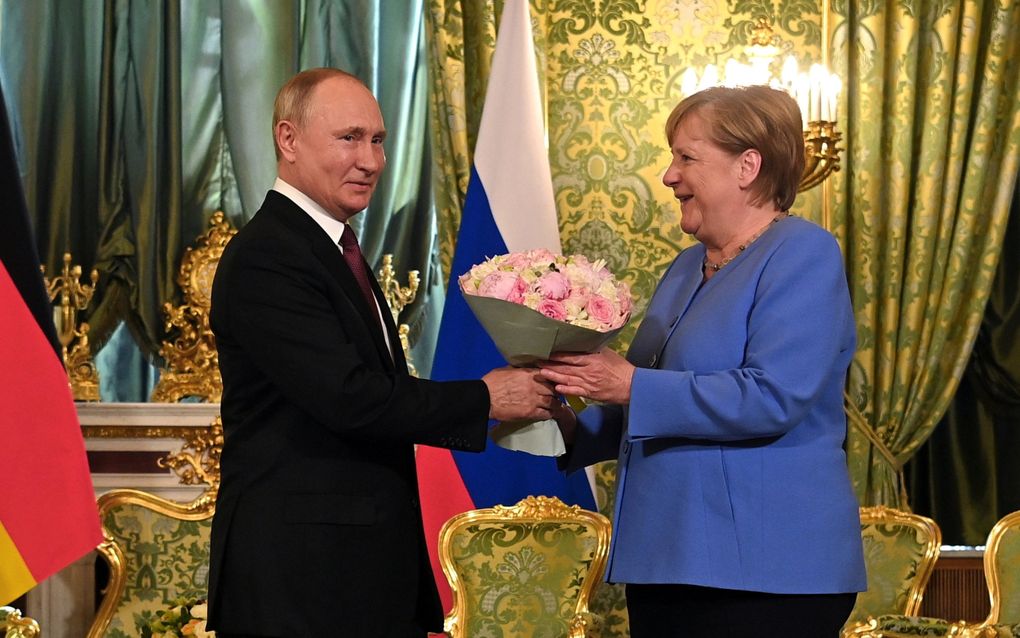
[284,493,376,526]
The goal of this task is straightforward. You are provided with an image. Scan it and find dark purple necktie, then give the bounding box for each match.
[339,227,381,330]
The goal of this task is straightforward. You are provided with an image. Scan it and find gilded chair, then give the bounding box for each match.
[0,607,40,638]
[151,211,236,403]
[439,495,611,638]
[845,510,1020,638]
[961,509,1020,638]
[86,419,221,638]
[841,506,942,636]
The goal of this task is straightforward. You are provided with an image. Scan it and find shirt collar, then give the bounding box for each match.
[272,177,351,247]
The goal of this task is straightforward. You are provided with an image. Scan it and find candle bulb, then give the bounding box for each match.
[827,75,842,122]
[781,56,799,90]
[796,75,810,130]
[724,59,742,87]
[680,68,698,97]
[809,64,825,123]
[700,64,719,91]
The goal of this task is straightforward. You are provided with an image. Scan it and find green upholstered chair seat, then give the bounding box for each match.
[440,495,610,638]
[844,616,962,632]
[842,614,1008,637]
[87,489,214,638]
[980,624,1020,638]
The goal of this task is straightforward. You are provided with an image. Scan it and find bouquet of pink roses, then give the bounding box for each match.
[459,249,632,455]
[459,248,631,366]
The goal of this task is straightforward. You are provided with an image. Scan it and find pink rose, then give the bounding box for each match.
[536,299,568,321]
[586,295,616,326]
[538,271,571,300]
[477,271,523,301]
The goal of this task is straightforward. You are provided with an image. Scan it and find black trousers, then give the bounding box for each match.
[625,583,857,638]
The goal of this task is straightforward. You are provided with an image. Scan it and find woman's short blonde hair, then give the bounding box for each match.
[664,85,805,211]
[272,67,362,159]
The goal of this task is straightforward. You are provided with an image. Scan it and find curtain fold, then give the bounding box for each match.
[91,0,183,356]
[830,0,1020,507]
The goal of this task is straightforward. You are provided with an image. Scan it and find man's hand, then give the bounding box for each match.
[538,349,635,405]
[482,367,558,421]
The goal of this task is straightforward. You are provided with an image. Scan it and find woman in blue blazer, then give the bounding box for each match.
[542,85,866,637]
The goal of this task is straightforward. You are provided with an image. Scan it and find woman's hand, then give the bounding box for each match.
[538,349,635,405]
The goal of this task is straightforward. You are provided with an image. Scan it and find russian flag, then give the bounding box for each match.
[417,0,597,612]
[0,85,102,605]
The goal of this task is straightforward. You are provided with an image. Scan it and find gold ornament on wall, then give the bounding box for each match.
[158,415,223,504]
[42,252,100,401]
[378,254,420,376]
[151,212,236,402]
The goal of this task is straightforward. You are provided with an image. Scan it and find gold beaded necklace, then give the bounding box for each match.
[703,213,788,272]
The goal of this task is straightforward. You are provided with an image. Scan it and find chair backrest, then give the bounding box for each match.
[439,495,611,638]
[0,607,40,638]
[845,505,942,627]
[86,489,214,638]
[151,211,236,402]
[984,510,1020,626]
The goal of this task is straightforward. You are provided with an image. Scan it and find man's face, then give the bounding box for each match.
[279,76,387,222]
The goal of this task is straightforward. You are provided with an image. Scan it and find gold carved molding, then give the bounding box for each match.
[151,212,236,403]
[158,415,222,501]
[81,425,211,439]
[489,494,588,519]
[0,606,41,638]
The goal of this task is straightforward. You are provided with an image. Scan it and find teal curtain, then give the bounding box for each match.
[0,0,442,399]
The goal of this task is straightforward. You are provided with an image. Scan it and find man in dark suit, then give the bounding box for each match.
[207,67,559,638]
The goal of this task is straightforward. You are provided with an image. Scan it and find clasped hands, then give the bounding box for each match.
[482,349,635,442]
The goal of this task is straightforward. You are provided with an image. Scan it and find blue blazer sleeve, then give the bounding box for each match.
[627,222,855,443]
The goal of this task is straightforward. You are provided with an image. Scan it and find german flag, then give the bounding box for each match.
[0,85,102,605]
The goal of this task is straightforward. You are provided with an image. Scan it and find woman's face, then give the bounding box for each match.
[661,113,745,243]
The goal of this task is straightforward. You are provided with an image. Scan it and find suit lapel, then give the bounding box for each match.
[266,192,397,371]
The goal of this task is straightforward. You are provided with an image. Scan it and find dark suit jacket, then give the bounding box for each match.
[208,190,490,637]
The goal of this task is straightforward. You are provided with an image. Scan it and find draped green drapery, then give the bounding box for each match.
[0,0,443,399]
[830,1,1020,508]
[908,178,1020,545]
